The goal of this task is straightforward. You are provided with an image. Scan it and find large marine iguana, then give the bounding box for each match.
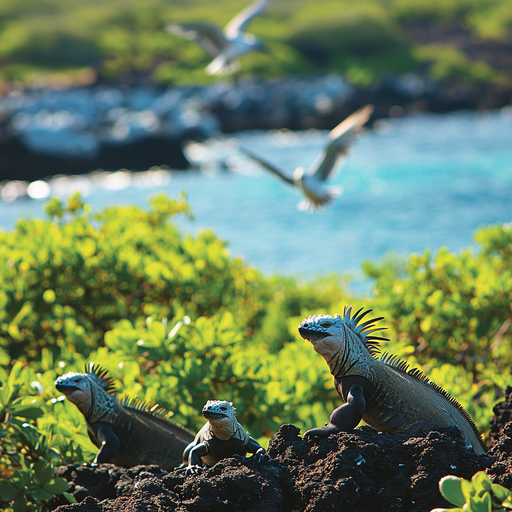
[298,306,486,455]
[180,400,267,474]
[54,363,194,470]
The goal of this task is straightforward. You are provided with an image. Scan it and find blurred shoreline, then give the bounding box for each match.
[0,73,511,182]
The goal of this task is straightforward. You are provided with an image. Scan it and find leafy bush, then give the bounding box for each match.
[362,223,512,431]
[0,363,69,512]
[413,44,506,84]
[0,0,511,84]
[1,194,512,512]
[432,471,512,512]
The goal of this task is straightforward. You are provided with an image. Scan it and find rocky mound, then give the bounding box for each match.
[49,394,512,512]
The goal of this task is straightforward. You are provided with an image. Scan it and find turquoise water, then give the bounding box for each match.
[1,110,512,289]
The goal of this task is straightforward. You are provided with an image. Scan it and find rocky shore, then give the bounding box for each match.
[47,388,512,512]
[1,74,510,182]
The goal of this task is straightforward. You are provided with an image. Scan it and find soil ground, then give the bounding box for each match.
[50,388,512,512]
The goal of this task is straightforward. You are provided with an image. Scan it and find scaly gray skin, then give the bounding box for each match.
[54,364,194,470]
[179,400,268,474]
[298,306,486,455]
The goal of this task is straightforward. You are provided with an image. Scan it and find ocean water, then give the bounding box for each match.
[1,109,512,290]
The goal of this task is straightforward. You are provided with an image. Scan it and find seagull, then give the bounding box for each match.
[166,0,272,76]
[240,105,374,212]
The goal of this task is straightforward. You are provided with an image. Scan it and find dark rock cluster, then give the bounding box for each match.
[49,389,512,512]
[1,73,510,182]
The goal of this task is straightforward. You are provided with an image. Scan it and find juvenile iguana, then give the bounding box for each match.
[54,363,194,470]
[298,306,486,455]
[179,400,267,474]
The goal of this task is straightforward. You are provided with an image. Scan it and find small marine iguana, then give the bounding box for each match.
[54,363,194,470]
[298,306,486,455]
[180,400,267,474]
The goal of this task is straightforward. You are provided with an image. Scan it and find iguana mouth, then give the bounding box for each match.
[203,410,228,420]
[55,382,80,394]
[298,326,329,341]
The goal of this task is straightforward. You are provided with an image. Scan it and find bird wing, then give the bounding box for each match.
[307,104,374,182]
[224,0,272,38]
[240,146,295,186]
[166,24,228,56]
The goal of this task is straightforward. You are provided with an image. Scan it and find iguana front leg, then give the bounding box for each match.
[177,441,208,475]
[303,384,366,441]
[93,422,120,463]
[243,437,269,462]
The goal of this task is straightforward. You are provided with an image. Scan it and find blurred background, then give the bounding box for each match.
[0,0,511,287]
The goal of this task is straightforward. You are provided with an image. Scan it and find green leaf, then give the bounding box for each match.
[0,480,21,501]
[7,403,44,419]
[471,472,492,495]
[468,492,491,512]
[439,475,467,507]
[12,494,29,512]
[461,479,476,502]
[491,483,511,503]
[1,383,15,406]
[63,492,77,504]
[44,477,69,495]
[26,486,54,501]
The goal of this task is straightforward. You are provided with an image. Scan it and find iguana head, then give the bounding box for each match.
[202,400,237,440]
[55,363,117,423]
[298,306,389,375]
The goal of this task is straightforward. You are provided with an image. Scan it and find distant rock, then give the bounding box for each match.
[0,74,510,181]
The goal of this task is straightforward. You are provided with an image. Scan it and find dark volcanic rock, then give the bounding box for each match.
[51,421,501,512]
[49,392,512,512]
[489,386,512,445]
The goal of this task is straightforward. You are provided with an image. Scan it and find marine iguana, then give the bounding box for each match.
[54,363,194,470]
[298,306,486,455]
[180,400,267,474]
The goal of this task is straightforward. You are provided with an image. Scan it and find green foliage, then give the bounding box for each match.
[1,194,512,512]
[413,44,507,85]
[0,363,69,512]
[432,471,512,511]
[0,192,255,362]
[287,7,417,85]
[0,0,510,84]
[363,223,512,432]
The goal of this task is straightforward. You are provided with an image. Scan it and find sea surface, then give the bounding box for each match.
[1,109,512,291]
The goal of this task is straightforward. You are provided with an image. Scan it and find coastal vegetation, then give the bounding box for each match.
[1,193,511,510]
[0,0,511,86]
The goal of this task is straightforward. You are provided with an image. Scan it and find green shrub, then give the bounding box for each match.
[1,194,512,512]
[432,471,512,511]
[0,363,70,512]
[1,0,511,84]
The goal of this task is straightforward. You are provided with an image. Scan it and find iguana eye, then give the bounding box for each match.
[319,319,333,327]
[220,406,227,411]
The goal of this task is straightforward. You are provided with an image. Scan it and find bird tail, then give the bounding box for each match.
[297,186,342,212]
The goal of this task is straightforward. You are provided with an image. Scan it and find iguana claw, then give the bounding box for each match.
[176,464,204,476]
[303,427,331,442]
[248,451,270,463]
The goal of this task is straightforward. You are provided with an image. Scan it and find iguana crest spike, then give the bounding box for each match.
[120,396,176,423]
[85,362,117,395]
[343,305,389,355]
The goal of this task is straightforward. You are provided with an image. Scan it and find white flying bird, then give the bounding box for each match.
[166,0,272,76]
[240,105,374,212]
